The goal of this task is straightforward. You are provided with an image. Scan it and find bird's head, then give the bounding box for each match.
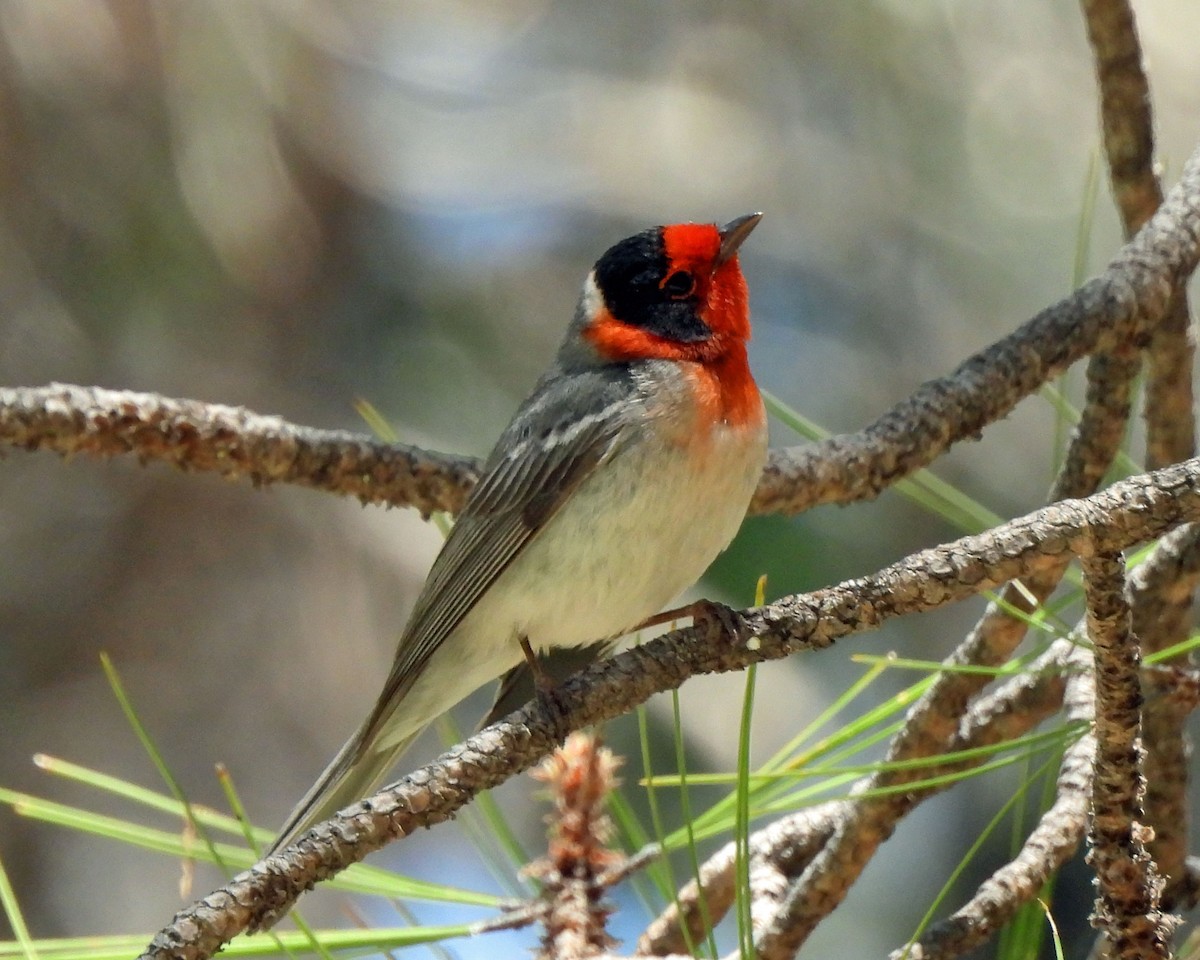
[566,213,761,366]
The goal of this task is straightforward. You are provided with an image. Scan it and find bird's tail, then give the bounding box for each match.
[266,722,421,857]
[268,643,616,857]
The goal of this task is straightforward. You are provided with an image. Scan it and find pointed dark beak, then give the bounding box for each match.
[715,212,763,267]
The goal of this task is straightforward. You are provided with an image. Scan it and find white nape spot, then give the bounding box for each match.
[746,636,761,651]
[581,271,603,321]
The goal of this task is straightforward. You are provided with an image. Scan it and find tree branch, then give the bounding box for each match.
[639,642,1069,956]
[636,804,839,956]
[140,456,1200,960]
[5,140,1200,526]
[893,519,1200,959]
[1082,0,1197,915]
[1081,549,1171,958]
[1130,523,1200,904]
[890,644,1094,960]
[741,294,1138,958]
[1081,0,1161,234]
[0,383,482,517]
[755,137,1200,514]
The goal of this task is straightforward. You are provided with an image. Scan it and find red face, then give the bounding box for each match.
[583,219,756,363]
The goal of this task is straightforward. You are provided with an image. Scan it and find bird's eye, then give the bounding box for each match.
[661,270,695,298]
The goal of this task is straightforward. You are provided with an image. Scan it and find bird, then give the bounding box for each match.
[269,213,768,854]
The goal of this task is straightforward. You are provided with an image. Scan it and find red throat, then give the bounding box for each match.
[686,340,764,430]
[584,326,760,431]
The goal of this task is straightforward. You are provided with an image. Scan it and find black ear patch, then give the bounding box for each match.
[593,228,712,343]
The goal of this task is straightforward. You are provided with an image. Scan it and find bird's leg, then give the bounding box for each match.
[519,635,556,693]
[632,598,742,638]
[518,634,575,736]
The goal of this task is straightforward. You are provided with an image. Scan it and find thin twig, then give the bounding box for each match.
[525,733,621,960]
[1053,346,1140,500]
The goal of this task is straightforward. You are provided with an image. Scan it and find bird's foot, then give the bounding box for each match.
[689,599,744,641]
[632,598,743,639]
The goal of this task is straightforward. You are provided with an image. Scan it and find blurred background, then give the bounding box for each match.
[1,1,1198,956]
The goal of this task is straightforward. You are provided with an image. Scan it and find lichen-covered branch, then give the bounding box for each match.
[637,805,840,956]
[754,138,1200,515]
[6,142,1200,527]
[742,315,1138,959]
[639,644,1069,957]
[890,644,1094,960]
[138,456,1200,960]
[0,383,481,517]
[748,642,1075,960]
[742,449,1200,958]
[898,524,1200,959]
[1082,6,1197,918]
[1081,549,1170,959]
[1081,0,1161,234]
[1130,523,1200,904]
